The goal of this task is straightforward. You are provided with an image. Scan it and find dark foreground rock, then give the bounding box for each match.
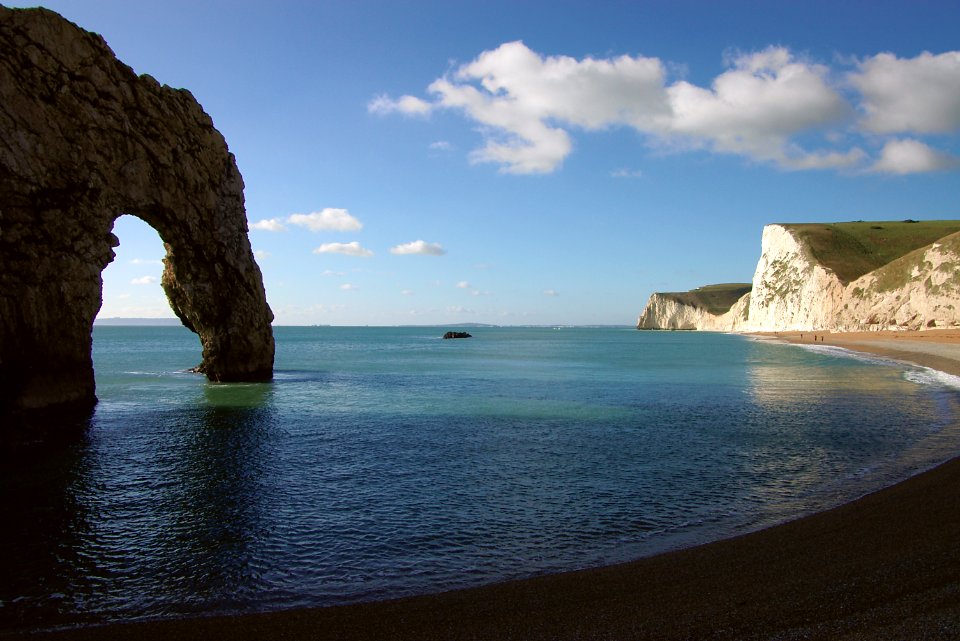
[442,331,472,339]
[0,7,274,416]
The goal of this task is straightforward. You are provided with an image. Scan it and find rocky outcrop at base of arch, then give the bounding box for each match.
[0,7,274,415]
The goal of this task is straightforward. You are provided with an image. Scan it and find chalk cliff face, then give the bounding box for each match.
[636,292,750,331]
[637,224,960,332]
[0,7,274,415]
[837,233,960,331]
[744,225,846,331]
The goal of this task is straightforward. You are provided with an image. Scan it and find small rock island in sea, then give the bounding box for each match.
[442,331,473,339]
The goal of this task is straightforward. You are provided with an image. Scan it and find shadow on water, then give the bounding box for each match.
[0,383,281,632]
[0,410,96,632]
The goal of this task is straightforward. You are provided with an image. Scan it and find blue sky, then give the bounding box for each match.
[15,1,960,325]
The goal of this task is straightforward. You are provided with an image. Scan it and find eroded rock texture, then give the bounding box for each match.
[637,224,960,332]
[0,7,274,414]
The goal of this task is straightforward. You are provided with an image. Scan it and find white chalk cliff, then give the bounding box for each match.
[637,224,960,332]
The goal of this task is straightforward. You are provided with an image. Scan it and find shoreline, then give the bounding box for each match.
[751,328,960,378]
[12,329,960,640]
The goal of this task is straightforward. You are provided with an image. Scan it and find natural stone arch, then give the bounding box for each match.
[0,7,274,415]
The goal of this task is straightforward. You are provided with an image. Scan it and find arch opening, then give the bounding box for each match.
[0,6,275,418]
[97,214,176,324]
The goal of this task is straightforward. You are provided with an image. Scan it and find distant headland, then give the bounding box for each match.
[638,220,960,332]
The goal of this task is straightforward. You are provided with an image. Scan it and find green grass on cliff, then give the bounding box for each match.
[782,220,960,284]
[661,283,752,315]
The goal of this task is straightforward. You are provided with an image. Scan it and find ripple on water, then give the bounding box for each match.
[3,327,960,631]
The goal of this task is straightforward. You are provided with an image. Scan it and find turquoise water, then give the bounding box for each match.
[4,326,960,631]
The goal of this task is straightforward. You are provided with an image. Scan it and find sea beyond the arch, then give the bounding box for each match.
[4,325,960,633]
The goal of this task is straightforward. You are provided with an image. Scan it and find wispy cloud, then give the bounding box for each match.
[368,94,434,116]
[544,289,560,296]
[456,280,471,289]
[313,242,374,257]
[130,258,163,265]
[390,240,446,256]
[251,217,287,232]
[251,208,363,232]
[289,208,363,232]
[430,140,453,150]
[130,276,158,285]
[611,168,643,178]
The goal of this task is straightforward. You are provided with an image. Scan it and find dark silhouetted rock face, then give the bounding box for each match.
[0,7,274,415]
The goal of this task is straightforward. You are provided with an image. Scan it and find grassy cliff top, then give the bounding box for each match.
[781,220,960,284]
[661,283,752,315]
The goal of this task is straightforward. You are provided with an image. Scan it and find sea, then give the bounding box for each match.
[3,325,960,633]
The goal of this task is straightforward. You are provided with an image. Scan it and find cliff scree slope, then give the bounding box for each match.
[0,7,274,416]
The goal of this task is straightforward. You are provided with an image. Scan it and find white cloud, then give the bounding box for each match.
[611,168,643,178]
[368,94,434,116]
[456,280,471,289]
[390,240,446,256]
[851,51,960,134]
[340,283,357,290]
[320,269,347,277]
[130,258,163,265]
[131,276,158,285]
[254,249,271,260]
[289,208,363,232]
[430,140,453,150]
[401,289,414,296]
[452,41,670,129]
[664,47,854,168]
[425,41,667,173]
[870,138,959,174]
[251,218,287,232]
[313,242,374,257]
[544,289,559,296]
[446,306,474,314]
[377,42,874,173]
[251,209,362,232]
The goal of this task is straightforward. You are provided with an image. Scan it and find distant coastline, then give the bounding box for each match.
[93,320,633,329]
[93,317,181,326]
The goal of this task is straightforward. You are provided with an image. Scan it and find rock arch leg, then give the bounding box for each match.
[0,7,274,417]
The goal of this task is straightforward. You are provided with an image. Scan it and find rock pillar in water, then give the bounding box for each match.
[0,7,274,415]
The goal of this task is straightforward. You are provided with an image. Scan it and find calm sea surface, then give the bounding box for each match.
[4,326,960,632]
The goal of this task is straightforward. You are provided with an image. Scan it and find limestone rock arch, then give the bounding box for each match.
[0,7,274,415]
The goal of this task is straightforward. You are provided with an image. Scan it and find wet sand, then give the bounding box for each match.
[757,328,960,378]
[14,330,960,641]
